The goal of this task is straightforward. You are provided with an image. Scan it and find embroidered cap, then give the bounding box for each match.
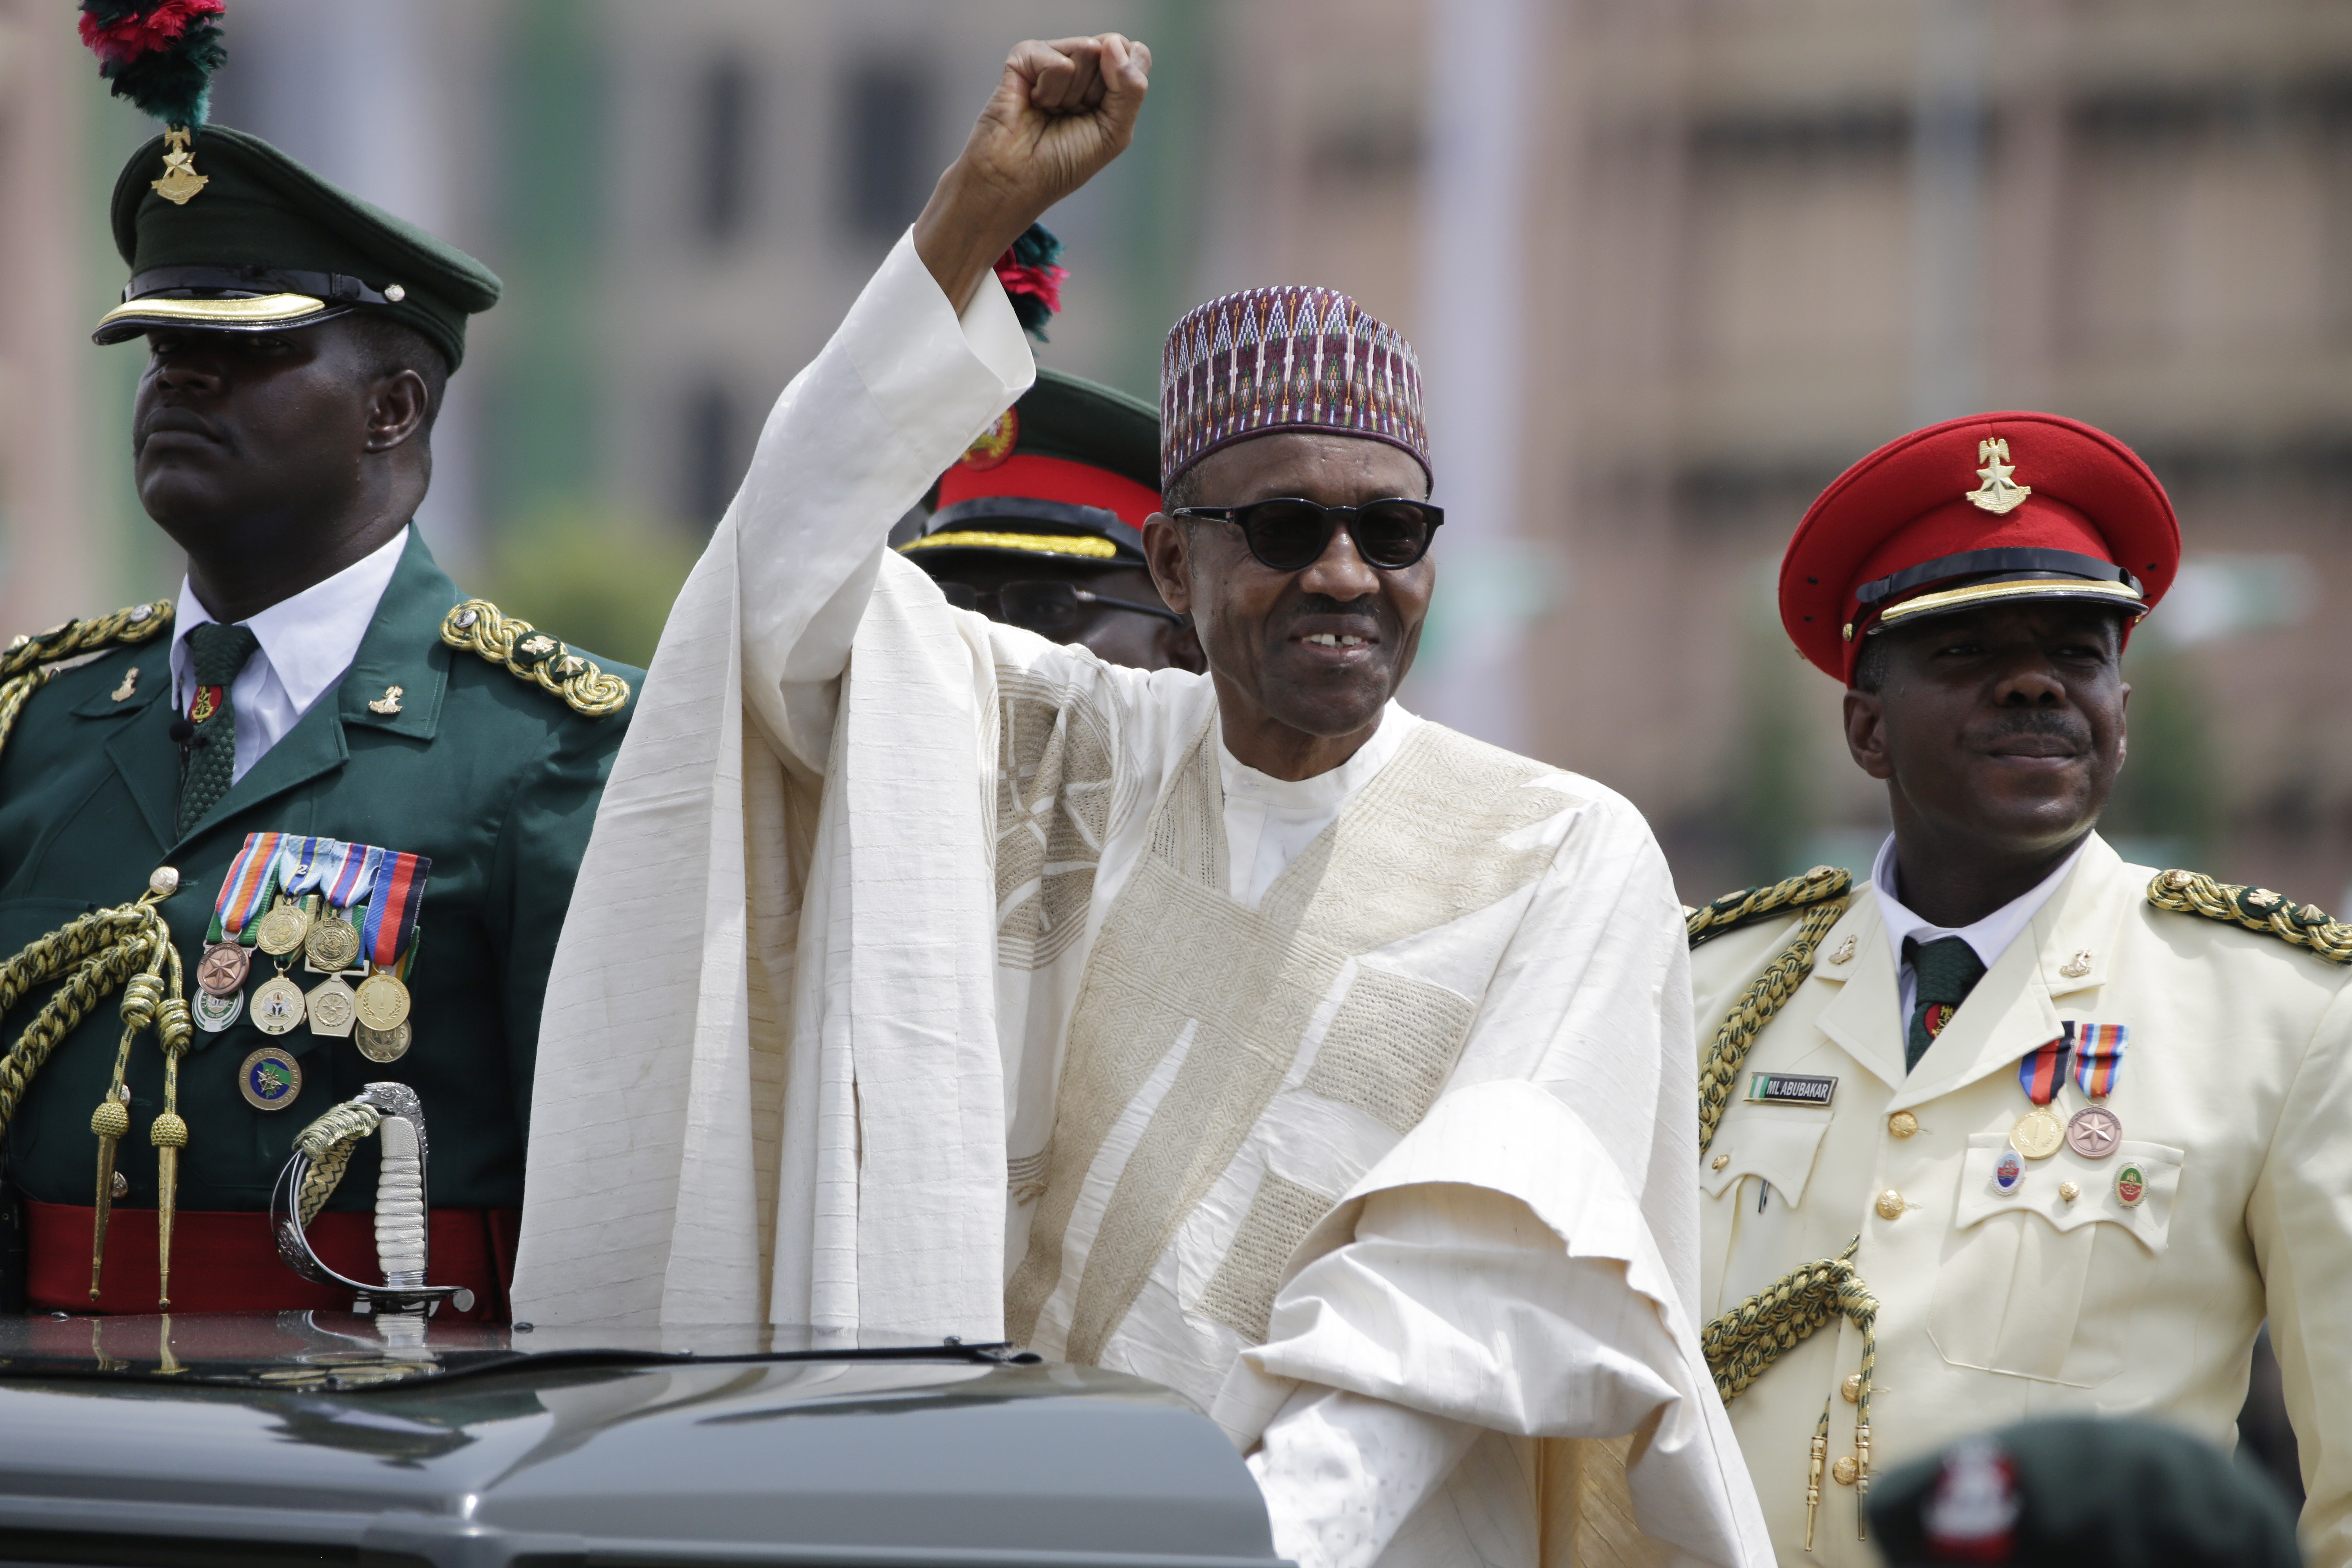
[1780,412,2179,683]
[1159,286,1429,492]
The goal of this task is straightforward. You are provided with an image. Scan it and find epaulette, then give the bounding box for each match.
[0,601,174,764]
[2146,869,2352,965]
[1687,864,1852,949]
[439,599,630,719]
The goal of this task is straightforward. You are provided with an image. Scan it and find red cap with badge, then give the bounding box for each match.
[1780,412,2180,682]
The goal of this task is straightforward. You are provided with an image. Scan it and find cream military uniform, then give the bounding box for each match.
[1692,834,2352,1566]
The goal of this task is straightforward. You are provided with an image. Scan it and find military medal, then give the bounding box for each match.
[2011,1033,2071,1159]
[2115,1161,2147,1208]
[196,942,248,996]
[353,849,430,1034]
[254,896,311,958]
[303,842,377,973]
[1993,1148,2025,1194]
[250,974,304,1034]
[2065,1021,2130,1148]
[200,831,287,1001]
[354,1019,412,1063]
[2066,1104,2122,1160]
[193,989,243,1033]
[237,1046,302,1111]
[306,974,357,1037]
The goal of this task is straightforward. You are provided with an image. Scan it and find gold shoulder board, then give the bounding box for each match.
[1688,864,1852,949]
[0,601,174,763]
[2146,869,2352,965]
[439,599,630,719]
[1,600,174,683]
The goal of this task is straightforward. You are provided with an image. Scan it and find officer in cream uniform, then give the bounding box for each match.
[1690,412,2352,1566]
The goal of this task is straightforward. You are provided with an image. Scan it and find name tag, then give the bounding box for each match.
[1748,1072,1837,1107]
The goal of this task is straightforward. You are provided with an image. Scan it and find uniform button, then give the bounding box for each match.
[149,866,180,898]
[1711,1154,1729,1171]
[1832,1456,1859,1486]
[1887,1111,1918,1138]
[2060,1181,2081,1203]
[1841,1372,1862,1403]
[1876,1189,1905,1220]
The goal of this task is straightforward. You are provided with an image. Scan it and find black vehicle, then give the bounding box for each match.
[0,1314,1283,1568]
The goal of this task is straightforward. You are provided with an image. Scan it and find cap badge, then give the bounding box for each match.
[1964,437,2032,515]
[960,408,1018,472]
[150,127,208,207]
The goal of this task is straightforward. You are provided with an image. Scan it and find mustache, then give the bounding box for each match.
[1279,594,1385,625]
[1977,710,2091,747]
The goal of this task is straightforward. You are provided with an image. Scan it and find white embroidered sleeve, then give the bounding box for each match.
[1248,1385,1477,1568]
[726,226,1033,772]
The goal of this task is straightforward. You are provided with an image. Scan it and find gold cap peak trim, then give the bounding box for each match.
[95,293,329,333]
[900,530,1120,560]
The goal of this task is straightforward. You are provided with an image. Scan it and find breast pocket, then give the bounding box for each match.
[1928,1134,2184,1387]
[1705,1106,1834,1310]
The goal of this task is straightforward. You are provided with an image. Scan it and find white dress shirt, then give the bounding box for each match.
[1218,704,1422,909]
[169,530,408,784]
[1872,831,2089,1025]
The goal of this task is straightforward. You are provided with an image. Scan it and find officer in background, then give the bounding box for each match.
[1869,1417,2301,1568]
[898,369,1202,673]
[1686,412,2352,1564]
[0,104,639,1315]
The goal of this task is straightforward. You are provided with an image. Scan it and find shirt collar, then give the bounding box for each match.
[1217,701,1422,812]
[1874,831,2090,974]
[172,529,410,713]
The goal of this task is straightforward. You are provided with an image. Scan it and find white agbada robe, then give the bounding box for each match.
[512,232,1770,1568]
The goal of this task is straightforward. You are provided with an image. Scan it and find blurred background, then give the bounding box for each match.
[2,0,2349,908]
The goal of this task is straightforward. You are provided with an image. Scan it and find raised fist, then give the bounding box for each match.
[914,33,1152,310]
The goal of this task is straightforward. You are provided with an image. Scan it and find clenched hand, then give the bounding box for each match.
[913,33,1152,311]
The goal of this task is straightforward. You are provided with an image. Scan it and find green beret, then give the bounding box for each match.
[902,370,1164,568]
[93,125,500,371]
[1868,1418,2299,1568]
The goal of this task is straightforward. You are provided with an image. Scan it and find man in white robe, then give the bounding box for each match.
[512,34,1768,1568]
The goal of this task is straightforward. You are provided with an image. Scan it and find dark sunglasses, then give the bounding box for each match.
[938,579,1185,635]
[1171,497,1444,572]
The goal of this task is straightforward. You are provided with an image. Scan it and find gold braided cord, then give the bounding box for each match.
[0,669,54,763]
[2147,869,2352,964]
[292,1100,384,1225]
[1686,864,1850,949]
[0,902,172,1136]
[439,598,630,718]
[1702,1237,1878,1413]
[1697,895,1849,1155]
[0,600,172,682]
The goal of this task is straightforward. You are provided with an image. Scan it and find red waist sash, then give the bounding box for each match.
[24,1199,517,1319]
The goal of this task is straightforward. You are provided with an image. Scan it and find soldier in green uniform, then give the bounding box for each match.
[899,370,1203,673]
[0,89,638,1315]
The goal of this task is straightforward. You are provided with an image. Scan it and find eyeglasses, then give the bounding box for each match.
[1171,497,1444,572]
[938,579,1185,635]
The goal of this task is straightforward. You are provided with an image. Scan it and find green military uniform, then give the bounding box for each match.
[0,73,640,1312]
[0,533,635,1220]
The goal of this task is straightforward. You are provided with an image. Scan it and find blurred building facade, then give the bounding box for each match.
[3,0,2349,904]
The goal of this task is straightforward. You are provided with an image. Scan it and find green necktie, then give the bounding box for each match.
[177,621,259,837]
[1904,935,1986,1072]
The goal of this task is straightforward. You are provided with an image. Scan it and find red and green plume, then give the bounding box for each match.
[994,222,1068,342]
[79,0,227,132]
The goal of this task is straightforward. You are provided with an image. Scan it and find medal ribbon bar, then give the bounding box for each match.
[209,829,285,944]
[2070,1021,2128,1098]
[361,851,430,968]
[2016,1033,2071,1104]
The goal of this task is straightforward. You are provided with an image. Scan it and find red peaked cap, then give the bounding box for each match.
[1780,411,2180,683]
